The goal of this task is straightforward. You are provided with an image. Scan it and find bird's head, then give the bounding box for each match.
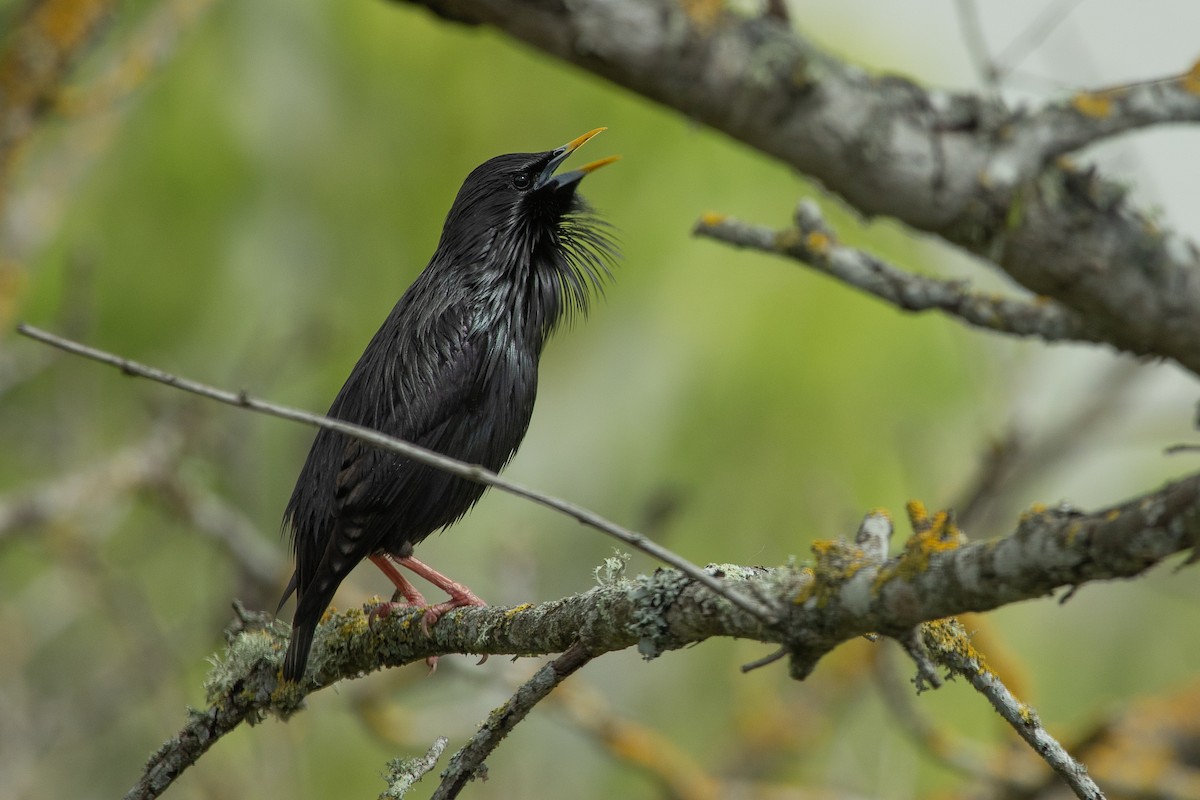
[434,129,619,337]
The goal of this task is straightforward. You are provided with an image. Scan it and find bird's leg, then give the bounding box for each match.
[369,553,489,667]
[368,553,429,611]
[390,554,488,635]
[368,553,440,671]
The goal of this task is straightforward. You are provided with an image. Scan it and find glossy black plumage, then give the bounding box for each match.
[279,131,616,682]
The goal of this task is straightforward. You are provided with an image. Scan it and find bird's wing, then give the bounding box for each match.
[324,309,484,554]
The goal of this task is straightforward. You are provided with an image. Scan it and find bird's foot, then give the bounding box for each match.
[417,589,489,666]
[367,588,440,672]
[370,553,490,666]
[416,587,488,636]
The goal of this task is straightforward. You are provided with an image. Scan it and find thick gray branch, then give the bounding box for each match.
[396,0,1200,374]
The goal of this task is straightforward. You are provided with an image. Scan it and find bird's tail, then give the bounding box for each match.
[281,578,339,683]
[282,617,317,683]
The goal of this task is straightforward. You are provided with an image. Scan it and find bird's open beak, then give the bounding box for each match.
[539,127,620,190]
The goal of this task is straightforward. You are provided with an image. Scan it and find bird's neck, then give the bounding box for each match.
[466,250,565,353]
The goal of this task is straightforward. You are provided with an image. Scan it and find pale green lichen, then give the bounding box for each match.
[594,551,631,586]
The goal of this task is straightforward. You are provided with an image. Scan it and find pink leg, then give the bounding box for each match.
[368,554,429,609]
[390,554,487,634]
[367,553,489,668]
[368,554,440,671]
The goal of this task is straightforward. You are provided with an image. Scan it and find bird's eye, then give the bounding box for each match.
[512,173,532,190]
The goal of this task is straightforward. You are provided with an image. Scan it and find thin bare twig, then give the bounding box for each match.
[991,0,1088,79]
[15,323,777,623]
[953,0,1000,88]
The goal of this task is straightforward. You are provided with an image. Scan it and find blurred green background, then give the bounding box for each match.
[2,1,1199,798]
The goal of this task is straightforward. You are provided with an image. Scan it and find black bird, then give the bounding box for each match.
[279,129,618,682]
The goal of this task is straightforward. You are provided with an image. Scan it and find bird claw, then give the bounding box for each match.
[368,599,417,626]
[415,592,488,636]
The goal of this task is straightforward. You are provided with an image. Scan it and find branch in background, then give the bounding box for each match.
[695,201,1100,346]
[15,323,777,623]
[395,0,1200,375]
[430,642,596,800]
[0,419,185,538]
[1019,65,1200,161]
[2,0,218,262]
[547,677,721,800]
[55,0,220,118]
[151,474,283,600]
[954,359,1144,533]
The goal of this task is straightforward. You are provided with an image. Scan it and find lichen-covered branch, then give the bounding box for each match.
[694,200,1099,346]
[380,737,448,800]
[128,471,1200,798]
[394,0,1200,375]
[922,619,1105,800]
[788,479,1200,679]
[431,642,596,800]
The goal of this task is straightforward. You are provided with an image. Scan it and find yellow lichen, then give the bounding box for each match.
[792,567,816,604]
[699,211,726,227]
[804,230,832,255]
[1182,58,1200,94]
[773,227,803,251]
[906,500,930,532]
[1072,92,1113,118]
[923,617,994,678]
[504,604,533,619]
[679,0,724,31]
[876,504,967,590]
[806,539,877,607]
[1105,509,1121,522]
[1019,502,1050,524]
[810,538,839,557]
[338,608,368,636]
